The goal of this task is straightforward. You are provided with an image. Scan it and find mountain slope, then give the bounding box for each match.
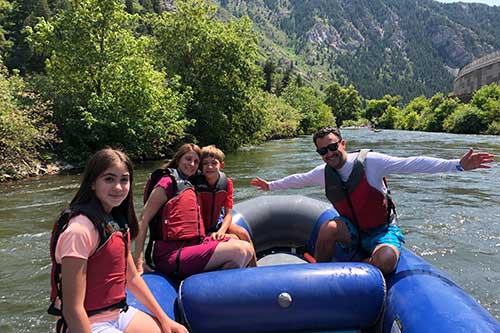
[215,0,500,101]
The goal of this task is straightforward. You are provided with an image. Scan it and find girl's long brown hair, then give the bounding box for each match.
[163,143,201,170]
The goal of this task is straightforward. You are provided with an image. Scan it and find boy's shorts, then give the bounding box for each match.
[206,219,223,234]
[336,216,405,258]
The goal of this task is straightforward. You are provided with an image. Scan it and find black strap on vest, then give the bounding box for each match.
[145,235,155,268]
[334,169,362,259]
[143,168,179,268]
[86,298,128,316]
[383,177,398,224]
[143,168,201,269]
[338,175,360,229]
[56,317,67,333]
[174,243,184,277]
[192,171,228,229]
[329,149,397,229]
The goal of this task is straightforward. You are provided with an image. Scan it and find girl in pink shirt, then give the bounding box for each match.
[48,148,187,333]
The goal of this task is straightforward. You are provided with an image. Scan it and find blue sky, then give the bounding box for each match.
[436,0,500,5]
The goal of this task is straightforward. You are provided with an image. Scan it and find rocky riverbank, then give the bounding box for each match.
[0,160,78,182]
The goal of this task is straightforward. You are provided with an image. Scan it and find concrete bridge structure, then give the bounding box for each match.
[453,50,500,100]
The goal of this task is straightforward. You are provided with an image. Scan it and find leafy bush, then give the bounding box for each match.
[0,65,56,180]
[471,83,500,124]
[421,96,460,132]
[485,121,500,135]
[377,105,400,129]
[249,90,301,140]
[397,96,427,130]
[443,105,487,134]
[364,95,401,128]
[0,0,13,58]
[281,84,334,134]
[324,82,362,127]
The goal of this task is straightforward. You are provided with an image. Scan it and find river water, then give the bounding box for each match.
[0,129,499,332]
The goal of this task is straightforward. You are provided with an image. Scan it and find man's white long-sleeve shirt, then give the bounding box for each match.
[268,151,462,196]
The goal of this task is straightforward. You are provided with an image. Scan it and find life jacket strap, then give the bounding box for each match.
[174,243,185,278]
[86,298,128,317]
[56,317,67,333]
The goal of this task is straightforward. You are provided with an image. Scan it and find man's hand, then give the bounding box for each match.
[459,148,495,171]
[250,177,270,191]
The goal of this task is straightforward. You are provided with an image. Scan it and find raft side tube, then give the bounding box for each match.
[384,248,500,333]
[232,195,334,254]
[233,195,366,261]
[179,263,386,333]
[126,272,179,320]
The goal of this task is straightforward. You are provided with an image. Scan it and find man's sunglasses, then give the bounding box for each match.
[316,141,341,155]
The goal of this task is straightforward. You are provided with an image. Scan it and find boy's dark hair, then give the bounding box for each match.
[201,144,225,163]
[312,126,342,146]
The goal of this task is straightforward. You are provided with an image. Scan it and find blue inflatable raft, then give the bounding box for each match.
[128,195,500,333]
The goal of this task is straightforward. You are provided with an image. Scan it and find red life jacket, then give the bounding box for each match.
[48,207,128,324]
[84,230,128,311]
[324,149,395,231]
[161,185,204,240]
[193,172,229,231]
[144,168,204,242]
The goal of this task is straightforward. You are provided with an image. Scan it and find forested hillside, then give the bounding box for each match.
[0,0,499,181]
[215,0,500,101]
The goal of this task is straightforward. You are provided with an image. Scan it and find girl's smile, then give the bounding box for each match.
[93,162,130,212]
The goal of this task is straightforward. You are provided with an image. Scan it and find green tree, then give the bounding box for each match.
[141,0,154,12]
[422,95,460,132]
[281,84,334,134]
[364,99,389,123]
[397,96,428,130]
[249,90,301,140]
[486,121,500,135]
[377,105,400,129]
[0,0,13,58]
[280,64,292,94]
[263,58,276,93]
[364,95,401,124]
[30,0,190,161]
[0,64,56,180]
[471,83,500,125]
[324,82,362,127]
[125,0,143,14]
[151,0,264,151]
[3,0,51,73]
[443,105,487,134]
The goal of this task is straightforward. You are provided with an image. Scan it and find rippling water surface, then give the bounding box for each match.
[0,129,499,332]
